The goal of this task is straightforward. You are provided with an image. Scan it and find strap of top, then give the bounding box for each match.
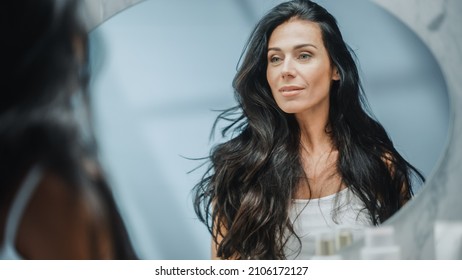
[0,165,43,253]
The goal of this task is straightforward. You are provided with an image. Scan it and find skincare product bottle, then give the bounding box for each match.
[335,228,353,251]
[311,231,342,260]
[360,226,401,259]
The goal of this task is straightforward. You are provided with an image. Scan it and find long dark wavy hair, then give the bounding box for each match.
[193,0,424,259]
[1,0,136,259]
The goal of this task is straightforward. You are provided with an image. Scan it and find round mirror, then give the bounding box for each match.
[88,0,451,259]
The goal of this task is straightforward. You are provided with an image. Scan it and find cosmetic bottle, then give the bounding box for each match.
[310,231,342,260]
[360,226,401,259]
[335,228,354,251]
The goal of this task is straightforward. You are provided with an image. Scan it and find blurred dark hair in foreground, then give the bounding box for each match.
[0,0,136,259]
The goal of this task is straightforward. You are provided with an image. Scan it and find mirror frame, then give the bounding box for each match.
[85,0,461,259]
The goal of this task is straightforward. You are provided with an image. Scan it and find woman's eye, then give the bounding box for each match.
[299,53,311,60]
[269,56,281,63]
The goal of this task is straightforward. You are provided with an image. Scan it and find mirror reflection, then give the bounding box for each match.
[89,0,449,259]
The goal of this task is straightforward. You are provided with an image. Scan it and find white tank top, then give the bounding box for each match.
[284,187,372,259]
[0,165,43,260]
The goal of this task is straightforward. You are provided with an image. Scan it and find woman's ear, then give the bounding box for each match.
[332,66,340,81]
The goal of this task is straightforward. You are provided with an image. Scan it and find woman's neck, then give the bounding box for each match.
[296,110,332,156]
[294,111,343,199]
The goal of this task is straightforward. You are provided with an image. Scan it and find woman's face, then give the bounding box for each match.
[266,19,339,116]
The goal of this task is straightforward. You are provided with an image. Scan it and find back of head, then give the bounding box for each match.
[1,0,88,113]
[0,0,91,186]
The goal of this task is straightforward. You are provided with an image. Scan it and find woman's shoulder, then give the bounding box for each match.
[14,169,115,259]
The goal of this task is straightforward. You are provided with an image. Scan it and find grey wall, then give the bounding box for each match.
[87,0,454,259]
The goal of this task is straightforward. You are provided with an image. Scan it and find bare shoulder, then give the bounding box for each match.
[16,169,114,259]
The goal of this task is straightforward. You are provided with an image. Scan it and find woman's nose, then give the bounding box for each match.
[281,59,296,79]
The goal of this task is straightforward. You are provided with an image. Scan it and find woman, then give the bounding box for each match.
[0,0,136,259]
[193,0,424,259]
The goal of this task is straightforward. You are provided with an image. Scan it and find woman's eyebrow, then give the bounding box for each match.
[294,43,317,50]
[268,43,318,52]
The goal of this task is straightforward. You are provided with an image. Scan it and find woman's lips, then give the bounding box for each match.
[279,85,305,97]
